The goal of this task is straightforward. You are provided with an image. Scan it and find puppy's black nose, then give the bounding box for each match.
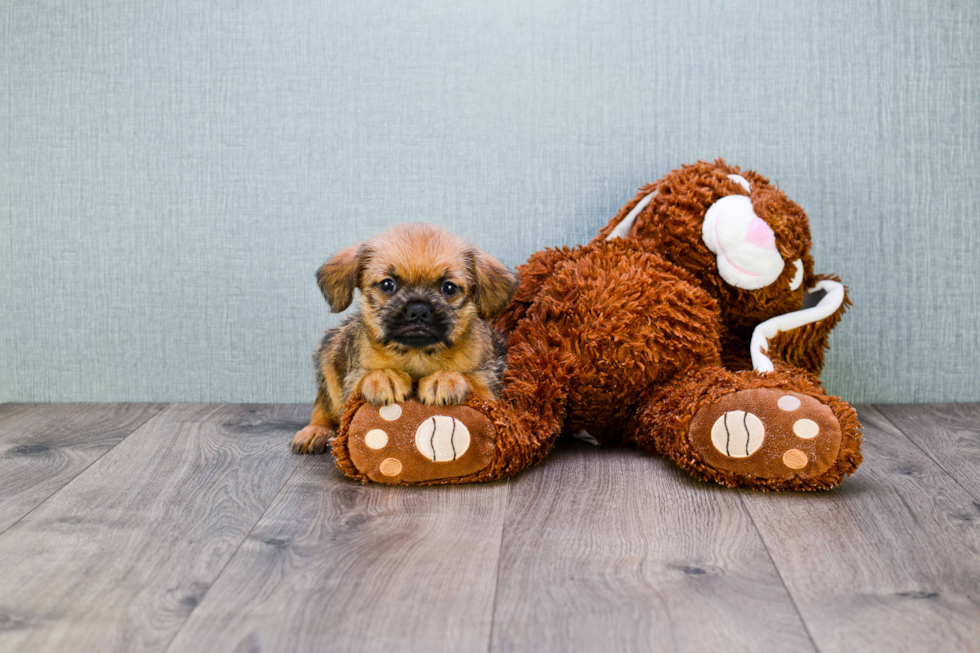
[403,301,433,324]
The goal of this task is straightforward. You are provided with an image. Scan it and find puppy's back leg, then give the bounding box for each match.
[292,386,338,454]
[292,329,345,454]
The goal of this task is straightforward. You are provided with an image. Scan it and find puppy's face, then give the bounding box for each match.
[317,224,517,351]
[363,232,471,350]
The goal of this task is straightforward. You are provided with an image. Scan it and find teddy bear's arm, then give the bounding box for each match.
[764,274,851,375]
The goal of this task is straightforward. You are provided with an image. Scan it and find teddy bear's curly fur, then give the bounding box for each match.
[332,160,863,490]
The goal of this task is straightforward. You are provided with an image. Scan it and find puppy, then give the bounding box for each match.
[291,223,518,454]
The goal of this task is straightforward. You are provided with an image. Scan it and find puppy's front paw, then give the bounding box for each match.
[291,424,336,454]
[360,369,413,406]
[417,371,471,406]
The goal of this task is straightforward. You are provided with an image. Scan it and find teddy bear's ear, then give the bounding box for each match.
[605,191,658,240]
[468,249,518,319]
[316,244,369,312]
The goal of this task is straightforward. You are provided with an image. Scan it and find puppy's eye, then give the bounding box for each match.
[441,281,459,297]
[378,278,397,294]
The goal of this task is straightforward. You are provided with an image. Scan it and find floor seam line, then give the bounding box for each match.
[0,403,169,539]
[486,477,512,653]
[870,404,980,504]
[736,489,822,653]
[160,454,305,653]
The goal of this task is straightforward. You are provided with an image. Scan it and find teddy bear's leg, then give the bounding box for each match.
[631,365,862,490]
[331,325,574,485]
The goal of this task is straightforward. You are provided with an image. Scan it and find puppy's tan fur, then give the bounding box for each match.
[292,224,517,454]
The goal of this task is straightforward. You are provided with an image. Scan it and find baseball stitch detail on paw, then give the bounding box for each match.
[710,410,765,458]
[415,416,471,462]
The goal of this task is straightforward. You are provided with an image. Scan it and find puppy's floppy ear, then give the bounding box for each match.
[316,244,369,313]
[468,248,518,319]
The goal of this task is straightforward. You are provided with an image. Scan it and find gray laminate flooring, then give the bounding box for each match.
[0,403,977,652]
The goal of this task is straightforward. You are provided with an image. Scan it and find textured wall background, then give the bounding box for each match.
[1,0,978,403]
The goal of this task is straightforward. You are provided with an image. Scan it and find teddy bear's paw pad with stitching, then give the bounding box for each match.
[347,400,496,484]
[688,389,842,481]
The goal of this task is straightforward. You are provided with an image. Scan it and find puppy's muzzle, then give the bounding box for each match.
[385,298,451,349]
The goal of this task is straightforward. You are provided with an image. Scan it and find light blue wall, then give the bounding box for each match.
[2,0,978,403]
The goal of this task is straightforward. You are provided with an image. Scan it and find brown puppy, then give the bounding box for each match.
[292,223,518,454]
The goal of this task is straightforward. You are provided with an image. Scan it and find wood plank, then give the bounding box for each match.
[0,403,307,653]
[0,403,165,533]
[876,403,980,501]
[739,405,980,652]
[165,459,509,653]
[490,442,815,652]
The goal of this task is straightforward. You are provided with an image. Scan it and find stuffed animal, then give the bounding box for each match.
[332,160,862,490]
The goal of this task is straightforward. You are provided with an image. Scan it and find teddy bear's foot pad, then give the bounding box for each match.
[347,400,496,484]
[688,389,842,481]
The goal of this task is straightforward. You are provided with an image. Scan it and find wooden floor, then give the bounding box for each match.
[0,404,978,652]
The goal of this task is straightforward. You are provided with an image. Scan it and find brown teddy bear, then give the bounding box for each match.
[331,160,863,491]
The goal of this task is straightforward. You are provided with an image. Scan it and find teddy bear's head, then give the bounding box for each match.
[597,159,820,335]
